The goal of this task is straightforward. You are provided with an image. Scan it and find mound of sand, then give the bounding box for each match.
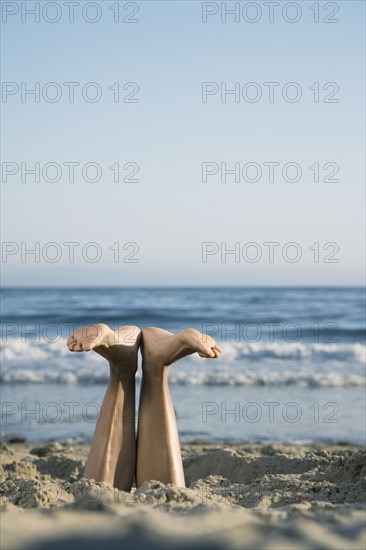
[1,441,365,549]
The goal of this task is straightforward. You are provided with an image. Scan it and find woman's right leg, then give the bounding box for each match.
[136,328,221,487]
[67,323,140,491]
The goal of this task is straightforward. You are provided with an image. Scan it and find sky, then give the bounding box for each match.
[1,0,365,286]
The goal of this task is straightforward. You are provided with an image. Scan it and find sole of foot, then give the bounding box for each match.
[141,327,222,367]
[66,323,141,362]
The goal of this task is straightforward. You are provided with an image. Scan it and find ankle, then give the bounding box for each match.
[142,363,169,383]
[109,363,136,382]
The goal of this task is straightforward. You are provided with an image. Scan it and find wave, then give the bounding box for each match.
[1,339,365,387]
[1,338,365,362]
[1,368,364,388]
[219,341,366,363]
[168,370,365,388]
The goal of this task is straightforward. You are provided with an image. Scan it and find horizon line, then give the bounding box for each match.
[1,285,365,290]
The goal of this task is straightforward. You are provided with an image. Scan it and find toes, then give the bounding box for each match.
[68,341,83,352]
[67,333,93,352]
[198,348,216,358]
[198,344,222,359]
[212,345,222,358]
[74,342,84,352]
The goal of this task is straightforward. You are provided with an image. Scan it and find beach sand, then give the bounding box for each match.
[1,441,365,549]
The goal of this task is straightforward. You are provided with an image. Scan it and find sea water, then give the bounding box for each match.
[1,287,365,444]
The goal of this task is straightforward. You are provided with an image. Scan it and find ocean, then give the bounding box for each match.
[1,287,365,444]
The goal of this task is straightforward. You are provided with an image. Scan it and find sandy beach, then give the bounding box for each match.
[1,440,365,549]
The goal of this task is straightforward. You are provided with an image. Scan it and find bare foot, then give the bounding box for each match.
[66,323,141,372]
[141,327,222,369]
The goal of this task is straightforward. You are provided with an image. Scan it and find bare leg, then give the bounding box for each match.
[67,323,140,491]
[136,327,221,487]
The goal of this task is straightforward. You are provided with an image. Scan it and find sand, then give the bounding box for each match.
[1,441,365,549]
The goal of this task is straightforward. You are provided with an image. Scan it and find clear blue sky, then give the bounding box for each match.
[1,0,365,286]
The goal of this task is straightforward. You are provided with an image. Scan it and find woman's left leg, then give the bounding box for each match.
[136,327,221,487]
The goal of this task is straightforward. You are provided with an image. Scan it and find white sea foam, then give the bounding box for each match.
[1,338,365,387]
[214,341,366,364]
